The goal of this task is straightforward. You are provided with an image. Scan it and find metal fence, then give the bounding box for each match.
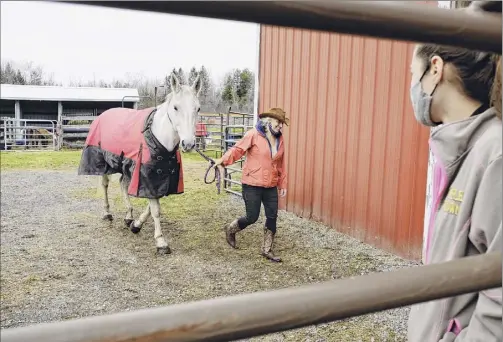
[73,0,500,53]
[58,97,146,150]
[195,108,255,196]
[1,118,57,151]
[195,112,224,157]
[59,113,97,150]
[3,1,500,341]
[222,110,254,196]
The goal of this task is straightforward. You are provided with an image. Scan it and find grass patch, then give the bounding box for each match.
[346,251,379,275]
[111,175,222,222]
[180,151,208,163]
[71,157,225,222]
[73,187,101,200]
[23,275,40,284]
[0,150,212,171]
[1,151,82,170]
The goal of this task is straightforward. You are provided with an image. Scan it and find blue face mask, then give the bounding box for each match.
[255,120,282,137]
[267,122,282,138]
[410,68,440,127]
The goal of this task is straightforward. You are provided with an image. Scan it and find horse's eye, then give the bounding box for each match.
[197,108,201,113]
[174,106,178,111]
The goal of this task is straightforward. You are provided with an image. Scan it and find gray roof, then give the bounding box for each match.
[0,84,140,102]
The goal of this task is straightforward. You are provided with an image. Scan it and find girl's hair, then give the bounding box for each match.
[415,44,501,119]
[491,56,502,118]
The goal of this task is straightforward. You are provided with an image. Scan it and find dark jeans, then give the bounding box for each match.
[237,184,278,233]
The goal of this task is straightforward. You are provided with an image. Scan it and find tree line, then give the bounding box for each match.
[0,61,60,87]
[0,60,255,114]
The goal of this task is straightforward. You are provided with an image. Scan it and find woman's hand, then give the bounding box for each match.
[279,188,287,197]
[212,158,224,166]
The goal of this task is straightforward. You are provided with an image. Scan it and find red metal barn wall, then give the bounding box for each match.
[258,26,431,260]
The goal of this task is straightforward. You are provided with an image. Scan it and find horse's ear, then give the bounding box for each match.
[169,73,181,93]
[192,73,202,96]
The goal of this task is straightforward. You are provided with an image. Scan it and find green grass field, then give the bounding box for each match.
[1,150,84,170]
[0,150,204,170]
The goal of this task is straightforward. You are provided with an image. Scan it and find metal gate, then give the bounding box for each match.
[222,109,254,196]
[59,111,96,150]
[1,118,57,151]
[194,108,254,196]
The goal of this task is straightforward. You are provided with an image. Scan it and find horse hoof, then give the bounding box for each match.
[129,222,141,234]
[157,246,172,255]
[124,219,133,227]
[102,214,113,221]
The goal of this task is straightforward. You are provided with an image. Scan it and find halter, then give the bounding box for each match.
[166,109,175,131]
[161,98,221,193]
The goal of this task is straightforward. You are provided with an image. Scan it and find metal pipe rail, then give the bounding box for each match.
[62,1,501,53]
[1,252,500,342]
[224,188,243,197]
[223,178,242,186]
[225,166,242,173]
[225,125,254,129]
[229,110,255,117]
[122,95,150,108]
[1,119,57,151]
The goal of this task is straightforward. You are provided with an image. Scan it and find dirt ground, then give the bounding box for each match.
[0,154,418,341]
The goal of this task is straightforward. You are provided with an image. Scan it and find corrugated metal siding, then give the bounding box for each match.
[259,26,431,260]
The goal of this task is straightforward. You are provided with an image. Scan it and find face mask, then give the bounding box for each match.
[268,122,282,137]
[410,69,440,127]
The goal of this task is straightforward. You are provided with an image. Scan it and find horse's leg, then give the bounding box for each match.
[149,198,171,254]
[101,174,113,221]
[33,131,39,147]
[130,203,150,234]
[120,175,134,227]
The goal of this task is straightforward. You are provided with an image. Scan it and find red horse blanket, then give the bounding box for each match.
[78,107,184,199]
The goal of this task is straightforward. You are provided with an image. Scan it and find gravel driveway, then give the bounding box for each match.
[0,167,418,341]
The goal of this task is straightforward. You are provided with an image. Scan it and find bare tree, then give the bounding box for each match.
[1,59,257,114]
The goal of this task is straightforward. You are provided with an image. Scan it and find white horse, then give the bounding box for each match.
[99,73,202,254]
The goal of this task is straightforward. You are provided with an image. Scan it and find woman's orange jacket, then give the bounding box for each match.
[221,128,287,190]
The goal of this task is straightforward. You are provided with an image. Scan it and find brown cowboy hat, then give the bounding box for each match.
[258,107,290,126]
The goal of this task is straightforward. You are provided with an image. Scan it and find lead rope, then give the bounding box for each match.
[194,148,222,194]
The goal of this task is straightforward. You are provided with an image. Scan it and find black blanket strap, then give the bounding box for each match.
[194,148,221,194]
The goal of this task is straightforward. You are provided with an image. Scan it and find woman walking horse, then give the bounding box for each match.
[213,108,289,262]
[78,72,202,254]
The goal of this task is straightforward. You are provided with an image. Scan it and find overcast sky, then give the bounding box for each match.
[1,1,259,86]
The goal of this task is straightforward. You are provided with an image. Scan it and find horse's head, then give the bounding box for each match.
[167,73,202,152]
